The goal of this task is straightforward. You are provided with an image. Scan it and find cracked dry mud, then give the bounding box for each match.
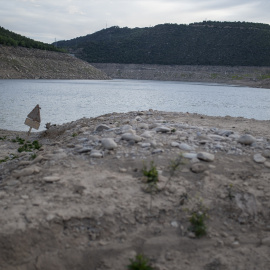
[0,110,270,270]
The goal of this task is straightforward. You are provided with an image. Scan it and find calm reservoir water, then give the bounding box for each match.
[0,79,269,131]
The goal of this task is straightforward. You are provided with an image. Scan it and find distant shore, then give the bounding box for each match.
[91,63,270,89]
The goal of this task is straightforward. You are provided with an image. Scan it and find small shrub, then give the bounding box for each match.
[72,133,78,137]
[189,210,208,238]
[127,254,154,270]
[142,161,158,186]
[30,153,37,160]
[0,136,7,141]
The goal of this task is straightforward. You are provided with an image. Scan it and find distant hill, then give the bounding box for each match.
[55,21,270,66]
[0,26,64,52]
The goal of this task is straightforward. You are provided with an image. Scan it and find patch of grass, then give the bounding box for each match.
[17,140,42,152]
[231,75,243,80]
[72,133,78,137]
[258,74,270,80]
[12,136,25,144]
[0,156,9,164]
[127,254,154,270]
[0,154,18,163]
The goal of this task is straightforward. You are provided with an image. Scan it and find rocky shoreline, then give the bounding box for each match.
[92,63,270,89]
[1,111,270,269]
[0,45,109,79]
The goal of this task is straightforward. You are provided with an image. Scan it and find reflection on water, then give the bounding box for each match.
[0,79,269,131]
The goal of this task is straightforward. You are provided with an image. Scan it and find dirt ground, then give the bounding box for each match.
[0,111,270,270]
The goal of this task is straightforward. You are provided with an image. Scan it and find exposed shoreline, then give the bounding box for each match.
[91,63,270,89]
[1,110,270,269]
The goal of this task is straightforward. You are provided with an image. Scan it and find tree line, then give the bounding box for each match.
[0,26,65,52]
[56,21,270,66]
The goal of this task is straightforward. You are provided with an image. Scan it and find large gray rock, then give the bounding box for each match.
[238,134,256,145]
[179,143,194,151]
[121,133,142,142]
[101,138,117,150]
[156,126,171,133]
[253,154,266,163]
[197,152,215,162]
[95,124,110,132]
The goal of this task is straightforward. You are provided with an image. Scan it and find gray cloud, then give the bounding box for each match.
[0,0,269,43]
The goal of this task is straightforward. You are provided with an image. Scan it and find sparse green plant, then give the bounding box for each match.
[186,197,209,238]
[226,184,235,201]
[163,154,185,190]
[142,161,159,214]
[171,128,176,133]
[0,136,7,141]
[189,211,208,238]
[142,161,159,187]
[127,254,154,270]
[0,156,9,164]
[0,154,18,163]
[12,136,25,144]
[72,133,78,137]
[17,140,42,152]
[30,153,37,160]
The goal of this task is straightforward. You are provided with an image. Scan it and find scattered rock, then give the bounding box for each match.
[121,133,142,142]
[95,124,110,132]
[156,126,171,133]
[197,152,215,162]
[43,175,61,183]
[238,134,256,145]
[253,154,266,163]
[191,163,208,173]
[101,138,117,150]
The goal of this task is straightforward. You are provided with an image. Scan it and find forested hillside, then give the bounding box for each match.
[0,26,64,52]
[56,21,270,66]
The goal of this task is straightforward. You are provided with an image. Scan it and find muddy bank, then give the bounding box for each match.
[1,111,270,270]
[92,63,270,89]
[0,45,109,80]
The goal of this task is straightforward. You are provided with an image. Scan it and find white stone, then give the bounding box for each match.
[138,123,149,129]
[182,153,198,159]
[101,138,117,150]
[197,152,215,162]
[179,143,194,151]
[13,165,41,178]
[90,151,103,158]
[156,126,171,133]
[141,143,151,148]
[238,134,256,145]
[171,141,180,147]
[141,131,153,138]
[121,133,142,142]
[43,175,61,183]
[253,154,266,163]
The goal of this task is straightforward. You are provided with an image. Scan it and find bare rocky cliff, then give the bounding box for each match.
[0,45,110,80]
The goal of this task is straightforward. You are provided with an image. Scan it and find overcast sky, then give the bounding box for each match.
[1,0,270,44]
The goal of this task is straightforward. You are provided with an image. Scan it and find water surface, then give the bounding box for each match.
[0,79,269,131]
